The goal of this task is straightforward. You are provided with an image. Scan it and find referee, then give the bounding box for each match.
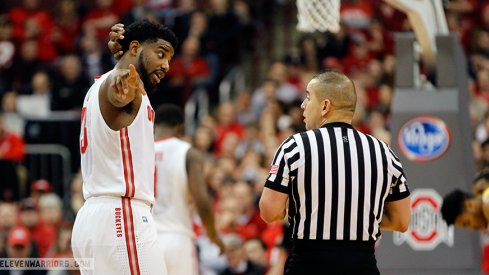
[259,71,411,275]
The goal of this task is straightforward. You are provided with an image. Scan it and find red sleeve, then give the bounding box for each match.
[483,244,489,274]
[1,134,25,162]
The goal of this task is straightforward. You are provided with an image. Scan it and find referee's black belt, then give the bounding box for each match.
[292,239,375,253]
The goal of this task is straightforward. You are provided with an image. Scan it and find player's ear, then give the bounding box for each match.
[129,40,141,56]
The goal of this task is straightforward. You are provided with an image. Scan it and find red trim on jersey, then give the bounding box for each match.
[120,129,130,197]
[120,128,136,197]
[154,167,157,199]
[122,198,137,275]
[127,200,141,275]
[125,129,136,197]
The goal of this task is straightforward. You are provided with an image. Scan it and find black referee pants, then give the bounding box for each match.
[284,240,380,275]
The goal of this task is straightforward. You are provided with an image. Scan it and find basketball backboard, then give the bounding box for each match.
[384,0,449,68]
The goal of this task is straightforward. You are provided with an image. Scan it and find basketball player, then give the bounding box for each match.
[71,20,178,275]
[441,173,489,230]
[153,104,225,275]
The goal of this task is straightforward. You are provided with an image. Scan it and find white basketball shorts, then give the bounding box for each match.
[158,233,199,275]
[72,196,167,275]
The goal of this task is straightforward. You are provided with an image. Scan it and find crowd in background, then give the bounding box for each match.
[1,0,489,274]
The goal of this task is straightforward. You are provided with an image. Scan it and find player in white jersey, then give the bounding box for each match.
[71,20,178,275]
[153,104,225,275]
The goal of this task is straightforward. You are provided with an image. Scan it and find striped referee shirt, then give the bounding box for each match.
[265,122,409,241]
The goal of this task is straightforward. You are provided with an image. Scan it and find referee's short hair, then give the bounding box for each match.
[155,104,184,127]
[441,189,471,225]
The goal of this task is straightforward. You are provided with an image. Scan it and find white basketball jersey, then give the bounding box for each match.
[153,137,194,238]
[80,70,156,205]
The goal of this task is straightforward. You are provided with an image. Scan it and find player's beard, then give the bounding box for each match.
[137,51,157,94]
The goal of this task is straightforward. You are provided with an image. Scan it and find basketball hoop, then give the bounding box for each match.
[296,0,341,33]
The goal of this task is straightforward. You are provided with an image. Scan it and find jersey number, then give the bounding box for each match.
[80,107,88,154]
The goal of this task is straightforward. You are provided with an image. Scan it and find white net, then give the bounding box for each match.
[296,0,341,33]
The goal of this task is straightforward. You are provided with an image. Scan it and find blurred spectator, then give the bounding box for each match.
[171,0,199,43]
[193,125,215,155]
[265,61,300,104]
[48,222,74,258]
[66,172,84,221]
[231,181,267,240]
[206,0,242,77]
[0,16,15,92]
[0,202,18,234]
[121,0,158,26]
[52,0,82,55]
[233,91,255,126]
[342,33,373,75]
[0,111,25,201]
[365,19,394,58]
[233,0,255,54]
[0,227,46,275]
[471,29,489,58]
[51,55,90,111]
[481,138,489,171]
[18,198,56,258]
[45,222,76,275]
[340,0,373,30]
[251,78,280,119]
[213,102,244,156]
[30,179,52,205]
[0,111,25,162]
[318,24,351,61]
[17,71,51,118]
[8,0,57,62]
[243,237,268,270]
[1,92,25,136]
[235,122,265,161]
[480,2,489,31]
[81,0,119,42]
[374,2,407,32]
[4,39,46,92]
[78,33,114,80]
[167,35,211,107]
[39,193,63,227]
[219,233,264,275]
[477,112,489,144]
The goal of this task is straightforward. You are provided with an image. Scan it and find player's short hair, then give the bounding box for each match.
[155,104,184,127]
[440,189,471,225]
[119,19,178,53]
[474,171,489,183]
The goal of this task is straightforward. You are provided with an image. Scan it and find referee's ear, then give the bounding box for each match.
[321,100,330,116]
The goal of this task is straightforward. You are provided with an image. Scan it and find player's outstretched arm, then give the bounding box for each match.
[186,147,225,255]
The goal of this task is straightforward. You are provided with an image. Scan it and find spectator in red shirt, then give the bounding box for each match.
[17,198,56,258]
[213,102,244,156]
[168,35,211,108]
[0,112,24,162]
[82,0,119,42]
[8,0,57,62]
[52,0,82,55]
[2,226,46,275]
[232,181,267,240]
